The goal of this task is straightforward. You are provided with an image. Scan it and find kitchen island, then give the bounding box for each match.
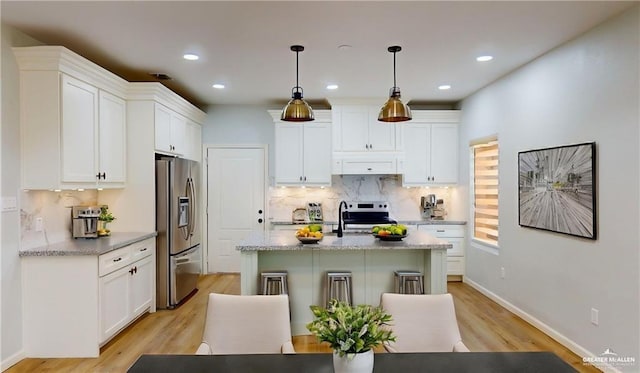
[237,230,452,334]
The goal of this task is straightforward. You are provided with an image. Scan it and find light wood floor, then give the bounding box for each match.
[7,274,599,372]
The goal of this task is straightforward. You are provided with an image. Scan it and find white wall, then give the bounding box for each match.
[458,7,639,366]
[1,24,43,369]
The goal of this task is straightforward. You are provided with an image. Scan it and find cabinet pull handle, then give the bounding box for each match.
[129,268,134,275]
[369,144,373,149]
[303,176,307,181]
[437,230,445,232]
[113,257,122,262]
[367,168,373,171]
[365,144,369,150]
[299,176,303,181]
[96,172,106,180]
[139,247,148,252]
[134,266,137,274]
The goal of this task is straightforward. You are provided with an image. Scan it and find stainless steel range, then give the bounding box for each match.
[335,201,397,235]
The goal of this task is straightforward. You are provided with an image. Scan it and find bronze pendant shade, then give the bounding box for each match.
[281,45,314,122]
[379,46,411,122]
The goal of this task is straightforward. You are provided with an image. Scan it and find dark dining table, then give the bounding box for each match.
[127,351,577,372]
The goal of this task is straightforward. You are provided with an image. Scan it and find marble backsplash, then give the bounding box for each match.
[268,175,458,223]
[20,190,99,249]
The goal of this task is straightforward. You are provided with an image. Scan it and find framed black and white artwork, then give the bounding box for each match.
[518,142,597,240]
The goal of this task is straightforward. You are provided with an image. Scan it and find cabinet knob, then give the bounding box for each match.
[258,209,263,214]
[299,176,303,181]
[369,144,373,149]
[303,176,307,181]
[96,172,106,180]
[258,218,263,224]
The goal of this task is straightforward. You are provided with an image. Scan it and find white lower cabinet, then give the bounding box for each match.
[418,225,465,276]
[22,237,155,357]
[99,240,155,344]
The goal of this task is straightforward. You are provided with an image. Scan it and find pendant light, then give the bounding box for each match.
[281,45,314,122]
[378,45,412,122]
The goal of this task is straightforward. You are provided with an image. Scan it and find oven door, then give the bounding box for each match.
[170,245,201,306]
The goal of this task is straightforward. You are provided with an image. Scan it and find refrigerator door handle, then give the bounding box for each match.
[187,177,196,236]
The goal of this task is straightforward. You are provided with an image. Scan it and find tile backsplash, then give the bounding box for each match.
[20,190,98,249]
[269,175,458,223]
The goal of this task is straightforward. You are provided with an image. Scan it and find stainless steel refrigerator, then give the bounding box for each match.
[156,157,201,309]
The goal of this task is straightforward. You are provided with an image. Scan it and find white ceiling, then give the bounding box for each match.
[1,1,634,109]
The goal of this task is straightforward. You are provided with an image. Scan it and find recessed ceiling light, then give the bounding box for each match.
[326,84,339,90]
[438,85,451,90]
[476,55,493,62]
[212,83,225,89]
[183,53,199,61]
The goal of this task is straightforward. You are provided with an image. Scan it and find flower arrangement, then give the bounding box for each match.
[306,300,395,357]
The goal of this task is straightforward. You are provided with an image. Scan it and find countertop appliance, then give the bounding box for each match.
[156,157,201,309]
[71,206,101,238]
[336,201,397,235]
[307,202,323,222]
[421,195,436,219]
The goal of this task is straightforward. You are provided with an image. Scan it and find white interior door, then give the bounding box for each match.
[206,147,265,272]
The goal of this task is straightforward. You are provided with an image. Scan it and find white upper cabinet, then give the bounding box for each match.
[401,111,460,186]
[184,119,202,162]
[61,75,99,183]
[14,46,129,190]
[98,90,127,185]
[332,104,397,152]
[330,101,402,175]
[154,103,187,157]
[271,110,332,186]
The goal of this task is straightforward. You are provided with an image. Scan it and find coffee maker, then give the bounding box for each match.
[420,195,437,219]
[71,206,101,238]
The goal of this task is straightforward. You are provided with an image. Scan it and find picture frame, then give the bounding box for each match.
[518,142,597,240]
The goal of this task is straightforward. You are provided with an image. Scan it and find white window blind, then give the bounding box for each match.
[473,141,499,245]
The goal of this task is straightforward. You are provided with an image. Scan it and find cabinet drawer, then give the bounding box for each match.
[341,159,396,175]
[418,225,465,238]
[130,238,154,262]
[447,257,465,275]
[99,246,131,277]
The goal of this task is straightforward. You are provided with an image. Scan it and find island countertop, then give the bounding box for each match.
[236,230,452,252]
[19,232,157,257]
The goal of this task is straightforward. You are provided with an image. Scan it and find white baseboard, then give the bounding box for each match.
[1,349,25,372]
[463,277,620,373]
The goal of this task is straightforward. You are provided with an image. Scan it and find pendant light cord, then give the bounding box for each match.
[296,49,300,89]
[393,50,397,88]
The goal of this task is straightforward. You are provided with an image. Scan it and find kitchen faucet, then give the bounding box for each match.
[337,200,347,237]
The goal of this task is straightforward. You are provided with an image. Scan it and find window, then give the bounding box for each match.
[471,139,499,246]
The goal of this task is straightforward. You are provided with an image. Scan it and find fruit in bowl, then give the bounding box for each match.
[372,224,407,237]
[296,225,323,240]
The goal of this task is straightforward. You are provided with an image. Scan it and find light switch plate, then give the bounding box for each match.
[2,197,17,212]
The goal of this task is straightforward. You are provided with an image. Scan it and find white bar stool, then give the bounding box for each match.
[394,270,425,294]
[260,271,289,295]
[326,271,353,306]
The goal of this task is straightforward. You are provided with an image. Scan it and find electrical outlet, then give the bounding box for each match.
[35,217,43,232]
[500,267,506,279]
[591,308,599,326]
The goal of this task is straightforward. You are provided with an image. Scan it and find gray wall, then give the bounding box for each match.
[458,7,639,364]
[1,24,43,367]
[201,104,276,184]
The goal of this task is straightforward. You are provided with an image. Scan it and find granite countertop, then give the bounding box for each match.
[19,232,157,257]
[270,220,466,226]
[236,230,452,252]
